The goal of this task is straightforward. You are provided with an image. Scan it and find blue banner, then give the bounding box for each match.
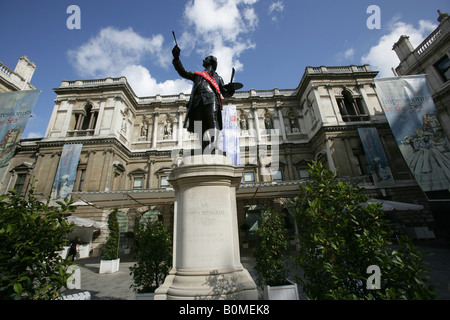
[222,105,240,165]
[375,75,450,192]
[358,127,395,188]
[0,90,41,168]
[51,144,83,201]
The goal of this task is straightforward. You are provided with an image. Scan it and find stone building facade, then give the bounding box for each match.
[0,56,36,92]
[1,64,437,256]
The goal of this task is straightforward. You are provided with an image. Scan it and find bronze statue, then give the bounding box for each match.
[171,41,238,152]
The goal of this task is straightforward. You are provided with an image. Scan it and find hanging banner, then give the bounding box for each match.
[358,127,395,188]
[374,75,450,192]
[0,90,41,169]
[221,105,240,165]
[51,144,83,201]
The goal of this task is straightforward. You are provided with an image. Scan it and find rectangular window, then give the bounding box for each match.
[78,169,86,191]
[272,170,283,181]
[244,172,255,183]
[14,173,27,194]
[434,55,450,82]
[133,177,143,190]
[160,176,170,188]
[299,169,309,179]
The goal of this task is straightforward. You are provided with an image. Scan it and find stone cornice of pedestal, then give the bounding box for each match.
[169,155,244,189]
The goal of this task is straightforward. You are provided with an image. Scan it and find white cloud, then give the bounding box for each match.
[244,7,258,29]
[68,1,260,96]
[344,48,355,60]
[361,19,437,77]
[268,1,284,22]
[182,0,259,82]
[68,27,187,96]
[68,27,168,78]
[336,47,355,62]
[25,132,43,139]
[268,1,284,14]
[121,65,192,97]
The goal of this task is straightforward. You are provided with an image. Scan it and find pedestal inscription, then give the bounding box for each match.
[154,155,258,300]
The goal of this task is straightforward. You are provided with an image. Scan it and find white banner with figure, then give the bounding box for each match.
[374,75,450,192]
[358,127,395,188]
[0,90,41,169]
[51,144,83,201]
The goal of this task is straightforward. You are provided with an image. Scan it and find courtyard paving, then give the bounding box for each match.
[61,239,450,300]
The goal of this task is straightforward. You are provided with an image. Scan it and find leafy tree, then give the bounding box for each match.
[253,208,290,287]
[130,219,172,293]
[103,208,120,260]
[0,187,76,300]
[294,160,435,300]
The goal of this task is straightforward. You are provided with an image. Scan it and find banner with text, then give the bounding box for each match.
[358,127,396,188]
[0,90,41,169]
[51,144,83,201]
[222,105,241,165]
[374,75,450,192]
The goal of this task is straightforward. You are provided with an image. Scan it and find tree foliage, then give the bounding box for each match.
[103,208,120,260]
[0,187,76,300]
[129,219,172,293]
[294,161,435,300]
[253,208,290,287]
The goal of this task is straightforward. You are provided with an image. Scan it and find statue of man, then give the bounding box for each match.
[172,45,235,151]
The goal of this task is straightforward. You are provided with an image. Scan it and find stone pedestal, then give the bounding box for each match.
[154,155,258,300]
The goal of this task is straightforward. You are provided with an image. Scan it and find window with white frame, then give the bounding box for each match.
[243,171,255,183]
[272,170,283,182]
[160,176,170,188]
[133,177,143,190]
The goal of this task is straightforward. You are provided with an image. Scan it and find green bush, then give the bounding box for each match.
[103,208,119,260]
[130,219,172,293]
[0,187,76,300]
[253,208,290,287]
[294,160,435,300]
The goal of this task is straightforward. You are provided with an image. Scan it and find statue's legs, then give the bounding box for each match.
[191,103,221,153]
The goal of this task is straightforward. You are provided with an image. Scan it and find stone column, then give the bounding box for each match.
[94,97,106,135]
[152,111,159,149]
[325,85,343,124]
[357,84,372,114]
[177,108,184,148]
[154,155,258,300]
[61,99,75,137]
[276,103,287,142]
[325,138,336,172]
[110,96,122,135]
[251,104,261,143]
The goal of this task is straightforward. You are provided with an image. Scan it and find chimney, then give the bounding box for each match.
[14,56,36,83]
[392,35,414,62]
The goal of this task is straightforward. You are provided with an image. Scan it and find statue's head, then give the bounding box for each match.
[203,55,217,71]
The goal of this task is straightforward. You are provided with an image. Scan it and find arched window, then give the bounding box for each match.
[73,103,98,131]
[81,105,96,130]
[337,89,367,122]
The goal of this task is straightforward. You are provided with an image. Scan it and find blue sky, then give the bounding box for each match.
[1,0,448,138]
